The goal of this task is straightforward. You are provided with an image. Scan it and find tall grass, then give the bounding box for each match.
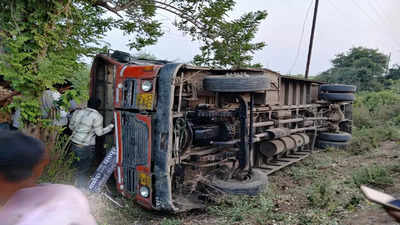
[40,134,75,184]
[350,90,400,154]
[352,164,393,188]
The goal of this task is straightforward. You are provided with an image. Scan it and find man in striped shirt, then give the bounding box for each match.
[69,98,114,189]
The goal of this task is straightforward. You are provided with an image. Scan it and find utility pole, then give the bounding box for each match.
[386,52,391,76]
[305,0,319,79]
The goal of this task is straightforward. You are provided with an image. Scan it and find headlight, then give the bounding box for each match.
[141,80,153,92]
[139,186,150,198]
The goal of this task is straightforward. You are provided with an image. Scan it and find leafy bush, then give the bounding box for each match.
[353,90,400,128]
[352,165,393,188]
[350,87,400,154]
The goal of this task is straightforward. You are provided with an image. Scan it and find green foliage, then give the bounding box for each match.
[306,180,335,209]
[68,66,91,103]
[349,126,400,154]
[91,0,267,68]
[160,218,182,225]
[386,64,400,81]
[0,0,110,124]
[352,165,393,188]
[350,88,400,154]
[134,51,157,60]
[355,90,400,111]
[315,47,389,91]
[193,10,267,68]
[0,0,266,125]
[208,193,284,223]
[40,135,75,184]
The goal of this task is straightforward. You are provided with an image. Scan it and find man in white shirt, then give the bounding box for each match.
[69,97,114,188]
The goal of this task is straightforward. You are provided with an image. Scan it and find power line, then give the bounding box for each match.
[366,0,400,41]
[327,0,399,49]
[288,0,314,75]
[367,0,390,24]
[350,0,400,47]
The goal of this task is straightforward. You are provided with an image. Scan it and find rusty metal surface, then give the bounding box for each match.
[290,134,305,147]
[259,150,311,175]
[259,139,285,158]
[265,128,291,139]
[280,136,296,151]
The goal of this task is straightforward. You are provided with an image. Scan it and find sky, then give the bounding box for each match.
[103,0,400,76]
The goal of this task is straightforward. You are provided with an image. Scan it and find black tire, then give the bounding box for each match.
[318,132,352,142]
[320,84,357,93]
[203,75,269,92]
[316,139,349,150]
[111,50,131,63]
[320,93,355,102]
[210,169,268,195]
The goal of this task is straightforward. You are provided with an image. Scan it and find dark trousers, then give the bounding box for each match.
[71,143,95,189]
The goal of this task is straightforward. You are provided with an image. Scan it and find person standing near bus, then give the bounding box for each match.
[69,97,114,189]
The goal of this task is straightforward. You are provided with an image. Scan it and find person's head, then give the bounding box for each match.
[0,131,47,203]
[87,97,101,110]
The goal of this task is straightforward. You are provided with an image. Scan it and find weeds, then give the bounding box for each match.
[306,179,335,209]
[40,135,75,184]
[352,164,393,187]
[160,218,182,225]
[208,192,284,224]
[351,89,400,155]
[349,125,400,155]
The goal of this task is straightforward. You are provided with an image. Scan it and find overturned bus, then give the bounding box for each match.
[90,50,355,212]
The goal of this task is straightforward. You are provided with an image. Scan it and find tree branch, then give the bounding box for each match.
[153,0,205,27]
[92,0,207,33]
[93,0,123,18]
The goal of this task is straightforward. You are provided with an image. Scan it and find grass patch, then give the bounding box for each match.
[306,179,335,209]
[349,125,400,155]
[160,218,182,225]
[352,164,393,188]
[208,192,284,224]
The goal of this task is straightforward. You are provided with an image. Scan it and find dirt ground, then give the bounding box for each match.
[88,141,400,225]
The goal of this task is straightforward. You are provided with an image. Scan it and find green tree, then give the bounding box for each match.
[193,10,267,68]
[387,64,400,81]
[0,1,111,124]
[315,47,389,91]
[0,0,266,125]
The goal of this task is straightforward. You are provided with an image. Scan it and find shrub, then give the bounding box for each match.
[355,90,400,111]
[353,90,400,128]
[352,103,375,128]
